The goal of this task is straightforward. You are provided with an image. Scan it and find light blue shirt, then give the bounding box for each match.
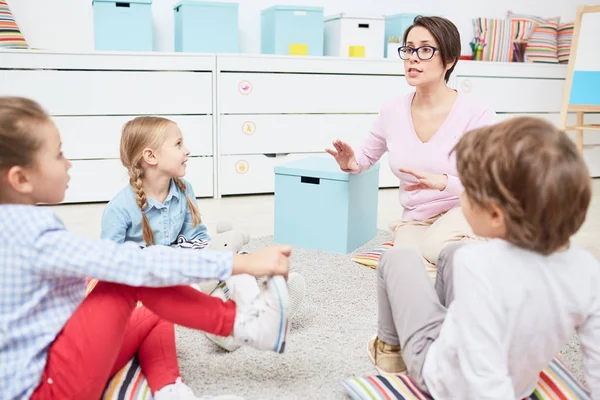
[101,178,210,247]
[0,205,232,400]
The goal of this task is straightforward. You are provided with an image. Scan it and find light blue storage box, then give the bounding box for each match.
[261,5,324,56]
[384,13,419,57]
[92,0,153,51]
[274,156,379,254]
[174,1,239,53]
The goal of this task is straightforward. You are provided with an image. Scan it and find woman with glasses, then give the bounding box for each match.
[326,16,496,283]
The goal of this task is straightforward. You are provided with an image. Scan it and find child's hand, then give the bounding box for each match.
[232,245,291,278]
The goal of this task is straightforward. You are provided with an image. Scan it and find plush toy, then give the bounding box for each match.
[207,221,250,254]
[191,222,251,295]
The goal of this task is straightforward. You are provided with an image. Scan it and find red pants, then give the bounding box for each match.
[31,282,237,400]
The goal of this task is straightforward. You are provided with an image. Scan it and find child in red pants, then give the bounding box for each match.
[0,96,291,400]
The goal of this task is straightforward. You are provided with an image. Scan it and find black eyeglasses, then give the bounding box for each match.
[398,45,438,60]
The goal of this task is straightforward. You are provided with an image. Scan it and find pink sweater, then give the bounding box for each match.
[354,91,496,221]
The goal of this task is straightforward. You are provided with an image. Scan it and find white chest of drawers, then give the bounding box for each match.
[0,50,216,203]
[1,51,596,203]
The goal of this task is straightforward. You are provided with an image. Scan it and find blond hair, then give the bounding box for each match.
[120,116,201,246]
[454,116,591,255]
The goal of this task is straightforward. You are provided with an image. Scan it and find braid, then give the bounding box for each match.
[173,177,201,226]
[131,166,154,246]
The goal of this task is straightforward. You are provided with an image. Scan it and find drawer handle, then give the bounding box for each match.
[116,2,130,7]
[358,23,370,29]
[301,176,320,185]
[264,153,289,158]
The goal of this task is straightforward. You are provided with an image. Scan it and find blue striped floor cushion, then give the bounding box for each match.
[343,357,590,400]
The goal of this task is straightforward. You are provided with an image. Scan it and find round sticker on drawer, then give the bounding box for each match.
[460,79,472,93]
[235,160,249,174]
[238,80,252,95]
[242,121,256,135]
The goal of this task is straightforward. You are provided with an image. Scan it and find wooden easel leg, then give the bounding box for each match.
[576,112,584,154]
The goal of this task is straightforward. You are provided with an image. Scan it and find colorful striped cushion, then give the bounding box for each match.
[472,18,536,62]
[558,22,574,64]
[507,11,560,25]
[352,242,394,269]
[524,20,559,64]
[343,357,591,400]
[0,0,27,49]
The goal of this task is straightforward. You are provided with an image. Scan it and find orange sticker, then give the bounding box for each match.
[235,160,249,174]
[242,121,256,135]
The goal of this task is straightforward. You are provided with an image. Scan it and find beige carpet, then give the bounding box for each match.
[174,231,585,399]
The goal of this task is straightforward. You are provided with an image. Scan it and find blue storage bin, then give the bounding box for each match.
[261,5,324,56]
[174,1,239,53]
[384,13,419,57]
[92,0,153,51]
[274,156,379,254]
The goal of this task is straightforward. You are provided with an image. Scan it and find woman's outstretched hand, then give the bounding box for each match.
[325,139,359,172]
[399,168,448,191]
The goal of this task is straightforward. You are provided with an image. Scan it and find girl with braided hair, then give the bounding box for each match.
[101,116,304,354]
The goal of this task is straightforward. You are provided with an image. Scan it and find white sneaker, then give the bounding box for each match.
[205,281,242,352]
[154,378,199,400]
[287,272,306,320]
[233,275,290,353]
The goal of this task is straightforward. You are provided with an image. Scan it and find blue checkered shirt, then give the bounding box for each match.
[0,205,233,400]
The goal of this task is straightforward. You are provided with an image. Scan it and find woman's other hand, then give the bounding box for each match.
[399,168,448,191]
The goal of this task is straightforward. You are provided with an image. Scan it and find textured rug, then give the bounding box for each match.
[175,230,585,399]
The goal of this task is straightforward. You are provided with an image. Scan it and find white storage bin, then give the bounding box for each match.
[324,14,385,59]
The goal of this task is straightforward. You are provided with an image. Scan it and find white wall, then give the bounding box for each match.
[7,0,593,56]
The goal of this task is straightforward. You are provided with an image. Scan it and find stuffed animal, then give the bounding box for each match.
[207,221,250,253]
[190,222,251,295]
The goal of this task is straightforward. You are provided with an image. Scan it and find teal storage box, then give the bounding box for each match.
[274,156,379,254]
[261,5,324,56]
[92,0,153,51]
[384,13,418,57]
[174,1,239,53]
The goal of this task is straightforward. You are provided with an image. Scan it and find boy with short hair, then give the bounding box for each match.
[368,117,600,399]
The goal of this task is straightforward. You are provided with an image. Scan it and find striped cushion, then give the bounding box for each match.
[343,357,591,400]
[472,18,536,62]
[558,22,574,64]
[524,20,559,64]
[0,0,27,49]
[352,242,394,269]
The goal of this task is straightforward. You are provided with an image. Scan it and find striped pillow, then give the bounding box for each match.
[472,18,536,62]
[0,0,27,49]
[558,22,574,64]
[351,242,394,269]
[343,357,591,400]
[524,19,559,63]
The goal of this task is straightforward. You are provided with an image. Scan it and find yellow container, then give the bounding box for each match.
[289,43,309,56]
[349,45,365,57]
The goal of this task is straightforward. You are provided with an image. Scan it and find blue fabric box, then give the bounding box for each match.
[261,5,324,56]
[274,156,379,254]
[174,1,239,53]
[92,0,153,52]
[384,13,419,57]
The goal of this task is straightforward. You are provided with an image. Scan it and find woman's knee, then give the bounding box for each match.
[379,245,424,280]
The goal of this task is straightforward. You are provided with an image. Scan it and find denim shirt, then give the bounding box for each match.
[101,178,210,247]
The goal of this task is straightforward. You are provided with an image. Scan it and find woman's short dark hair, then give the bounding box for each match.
[403,16,461,83]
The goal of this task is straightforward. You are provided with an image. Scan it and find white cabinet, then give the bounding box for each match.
[2,51,592,202]
[0,50,216,203]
